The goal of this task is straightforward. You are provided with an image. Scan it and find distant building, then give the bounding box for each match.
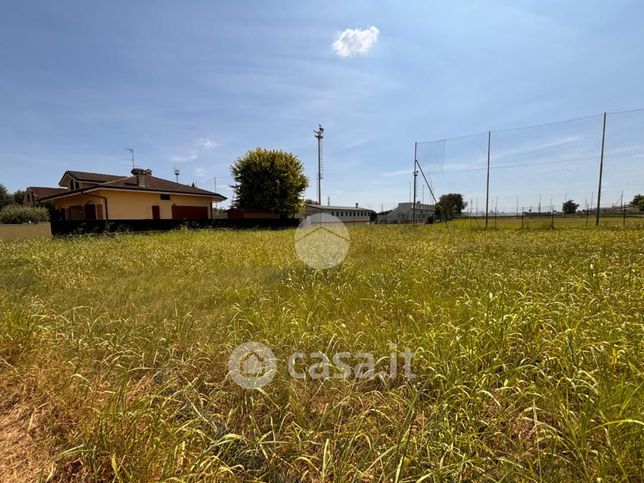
[304,203,373,223]
[226,208,279,219]
[377,202,435,224]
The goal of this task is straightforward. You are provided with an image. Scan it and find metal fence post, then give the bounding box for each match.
[413,142,417,225]
[623,200,627,227]
[595,112,607,226]
[485,131,491,229]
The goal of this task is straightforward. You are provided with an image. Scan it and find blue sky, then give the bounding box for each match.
[1,0,643,210]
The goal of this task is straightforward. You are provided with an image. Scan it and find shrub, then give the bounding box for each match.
[0,204,50,224]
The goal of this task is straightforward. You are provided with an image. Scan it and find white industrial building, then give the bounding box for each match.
[304,203,373,223]
[377,202,435,224]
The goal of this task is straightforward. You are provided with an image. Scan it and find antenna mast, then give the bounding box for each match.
[174,167,181,183]
[314,124,324,205]
[126,148,135,169]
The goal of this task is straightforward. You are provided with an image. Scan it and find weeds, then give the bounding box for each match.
[0,226,642,480]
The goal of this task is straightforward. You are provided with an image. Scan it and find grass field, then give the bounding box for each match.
[0,223,51,242]
[1,226,642,481]
[447,214,644,230]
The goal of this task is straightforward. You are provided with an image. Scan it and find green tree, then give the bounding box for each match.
[12,189,25,205]
[0,184,11,208]
[632,194,644,211]
[435,193,467,219]
[562,199,579,214]
[231,148,309,217]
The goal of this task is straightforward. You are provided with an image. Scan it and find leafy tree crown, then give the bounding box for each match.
[231,148,308,217]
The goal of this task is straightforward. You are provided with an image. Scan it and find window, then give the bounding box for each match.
[160,194,171,200]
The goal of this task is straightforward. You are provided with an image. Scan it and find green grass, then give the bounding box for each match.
[1,226,642,481]
[448,214,644,230]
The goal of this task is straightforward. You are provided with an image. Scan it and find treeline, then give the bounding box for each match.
[0,184,25,207]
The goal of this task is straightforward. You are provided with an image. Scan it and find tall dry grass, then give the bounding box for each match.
[0,225,642,481]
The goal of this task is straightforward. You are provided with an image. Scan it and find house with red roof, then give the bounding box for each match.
[26,168,226,221]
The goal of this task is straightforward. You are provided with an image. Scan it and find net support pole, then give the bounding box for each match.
[485,130,491,229]
[595,112,607,227]
[413,142,418,225]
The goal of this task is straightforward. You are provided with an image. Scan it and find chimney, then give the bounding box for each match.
[131,168,152,187]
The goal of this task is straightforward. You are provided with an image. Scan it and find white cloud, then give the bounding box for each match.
[333,26,380,57]
[170,136,218,162]
[197,137,218,150]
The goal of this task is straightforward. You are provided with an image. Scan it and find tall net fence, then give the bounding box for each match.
[415,109,644,228]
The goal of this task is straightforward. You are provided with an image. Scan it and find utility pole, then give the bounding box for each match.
[596,112,607,226]
[314,124,324,205]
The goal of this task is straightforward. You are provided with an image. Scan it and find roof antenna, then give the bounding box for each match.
[174,167,181,183]
[126,148,135,169]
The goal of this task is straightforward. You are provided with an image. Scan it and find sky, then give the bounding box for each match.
[1,0,643,211]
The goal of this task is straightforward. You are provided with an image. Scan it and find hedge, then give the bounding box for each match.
[0,204,50,224]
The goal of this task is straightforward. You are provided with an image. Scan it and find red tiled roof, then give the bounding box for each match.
[98,175,223,197]
[28,186,68,199]
[65,171,125,183]
[40,171,226,201]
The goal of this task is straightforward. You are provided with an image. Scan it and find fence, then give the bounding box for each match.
[414,108,644,228]
[50,218,299,236]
